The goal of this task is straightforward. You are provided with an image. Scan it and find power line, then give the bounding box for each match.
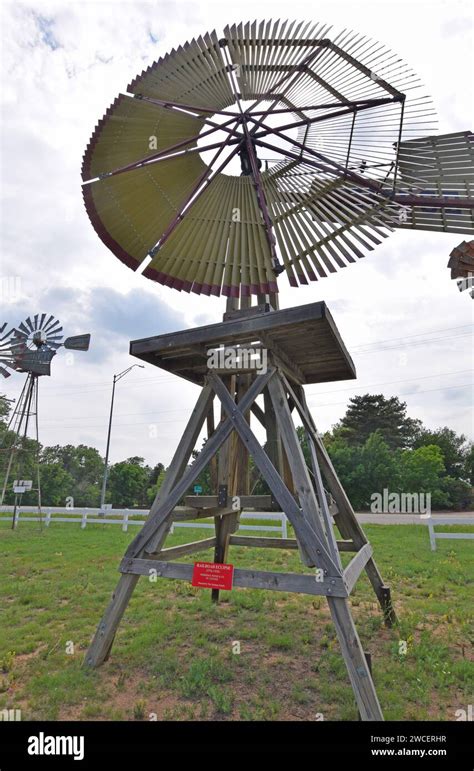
[308,382,473,410]
[306,369,473,397]
[349,323,473,351]
[4,323,473,399]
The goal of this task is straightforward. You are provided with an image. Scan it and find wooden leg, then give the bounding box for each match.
[84,574,140,668]
[327,597,384,721]
[212,374,235,603]
[283,377,397,626]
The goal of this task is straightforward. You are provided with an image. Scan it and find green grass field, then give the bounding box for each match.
[0,520,472,721]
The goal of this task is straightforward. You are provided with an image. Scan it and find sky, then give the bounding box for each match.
[0,0,473,471]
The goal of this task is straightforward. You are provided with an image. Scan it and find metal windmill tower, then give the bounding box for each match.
[80,19,473,720]
[0,314,90,527]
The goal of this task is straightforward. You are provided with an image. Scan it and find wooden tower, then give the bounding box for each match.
[85,296,396,721]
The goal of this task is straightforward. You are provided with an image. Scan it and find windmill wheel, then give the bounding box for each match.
[82,19,436,297]
[15,314,64,353]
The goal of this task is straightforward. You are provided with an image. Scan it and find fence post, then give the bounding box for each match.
[122,512,129,533]
[81,511,88,529]
[282,514,288,539]
[428,518,436,551]
[45,509,52,527]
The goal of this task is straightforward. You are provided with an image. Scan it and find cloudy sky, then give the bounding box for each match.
[0,0,473,470]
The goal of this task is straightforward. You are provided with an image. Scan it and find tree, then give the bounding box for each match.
[336,394,422,449]
[39,465,75,506]
[464,444,474,486]
[40,444,104,506]
[0,394,13,423]
[325,431,400,510]
[412,427,469,478]
[108,458,150,507]
[399,445,448,508]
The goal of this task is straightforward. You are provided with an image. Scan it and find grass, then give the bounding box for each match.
[0,519,472,721]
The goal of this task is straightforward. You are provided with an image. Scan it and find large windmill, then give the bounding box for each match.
[80,20,473,720]
[0,314,90,527]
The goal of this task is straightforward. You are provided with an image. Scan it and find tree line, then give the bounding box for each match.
[0,392,472,510]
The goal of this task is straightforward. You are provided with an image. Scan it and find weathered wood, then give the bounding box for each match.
[262,333,306,384]
[124,369,274,560]
[229,535,357,551]
[119,558,349,598]
[209,372,342,577]
[267,375,328,554]
[84,386,216,668]
[84,574,139,668]
[212,373,237,602]
[130,301,356,386]
[295,383,341,567]
[154,537,216,561]
[250,401,267,429]
[223,303,271,321]
[343,543,373,593]
[185,494,273,509]
[282,377,397,626]
[206,405,218,493]
[172,506,235,521]
[327,597,384,721]
[144,383,215,555]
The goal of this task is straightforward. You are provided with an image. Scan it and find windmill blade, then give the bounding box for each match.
[81,18,467,296]
[43,319,60,335]
[47,328,63,341]
[39,312,47,329]
[25,316,34,333]
[18,321,30,336]
[42,314,56,332]
[63,333,91,351]
[33,314,39,330]
[0,366,11,378]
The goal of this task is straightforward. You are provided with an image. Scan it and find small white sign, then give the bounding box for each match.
[13,480,32,491]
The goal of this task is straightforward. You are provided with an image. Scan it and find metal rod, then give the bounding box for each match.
[88,115,241,182]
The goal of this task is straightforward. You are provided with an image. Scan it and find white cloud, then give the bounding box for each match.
[0,0,472,470]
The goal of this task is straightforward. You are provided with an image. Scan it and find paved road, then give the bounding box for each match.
[355,512,474,525]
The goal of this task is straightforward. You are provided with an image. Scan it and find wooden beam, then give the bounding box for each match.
[172,507,235,521]
[184,494,273,509]
[327,597,384,721]
[131,302,325,356]
[124,369,274,560]
[143,383,215,555]
[343,544,373,594]
[283,377,397,627]
[229,535,357,551]
[153,537,217,561]
[119,558,349,598]
[209,371,342,577]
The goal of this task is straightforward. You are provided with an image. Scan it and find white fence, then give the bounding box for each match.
[0,506,288,538]
[427,516,474,551]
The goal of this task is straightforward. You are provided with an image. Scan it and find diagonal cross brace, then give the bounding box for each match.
[125,368,275,559]
[208,372,342,577]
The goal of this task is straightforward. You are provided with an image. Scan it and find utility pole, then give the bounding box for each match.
[100,364,144,511]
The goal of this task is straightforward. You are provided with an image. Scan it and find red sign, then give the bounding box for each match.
[192,561,234,591]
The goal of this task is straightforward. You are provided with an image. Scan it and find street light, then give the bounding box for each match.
[100,364,145,511]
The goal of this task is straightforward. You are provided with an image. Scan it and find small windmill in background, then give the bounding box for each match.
[448,240,474,298]
[0,313,91,528]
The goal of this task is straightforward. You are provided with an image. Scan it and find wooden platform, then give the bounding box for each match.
[130,301,356,385]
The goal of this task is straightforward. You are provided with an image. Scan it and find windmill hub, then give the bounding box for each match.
[32,330,47,347]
